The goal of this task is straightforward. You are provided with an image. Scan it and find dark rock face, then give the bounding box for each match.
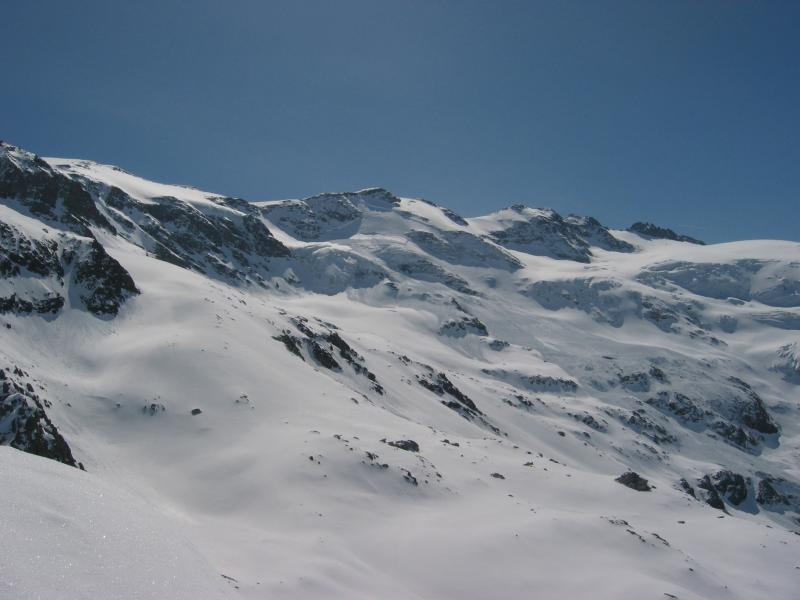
[697,475,726,511]
[756,477,791,507]
[441,207,468,226]
[615,471,653,491]
[725,378,778,435]
[259,187,398,242]
[613,408,677,445]
[0,220,63,278]
[134,196,289,282]
[629,222,705,245]
[439,316,488,338]
[1,143,290,288]
[0,143,114,233]
[310,340,341,370]
[383,439,420,452]
[277,316,384,394]
[486,206,632,263]
[678,478,696,498]
[0,217,138,317]
[712,470,749,506]
[619,371,651,392]
[414,366,503,435]
[417,371,480,415]
[563,215,635,253]
[646,379,778,453]
[73,240,139,316]
[0,367,78,468]
[483,368,578,393]
[273,331,305,359]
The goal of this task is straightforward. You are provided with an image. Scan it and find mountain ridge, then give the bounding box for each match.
[1,141,799,599]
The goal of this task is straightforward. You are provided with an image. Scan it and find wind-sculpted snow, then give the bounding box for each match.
[751,311,800,330]
[1,141,800,599]
[375,247,478,295]
[405,229,522,271]
[638,259,800,307]
[521,276,711,337]
[286,246,389,294]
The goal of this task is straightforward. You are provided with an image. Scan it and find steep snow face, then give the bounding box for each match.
[2,142,800,599]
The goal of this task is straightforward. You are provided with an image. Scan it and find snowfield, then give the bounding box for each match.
[1,141,799,599]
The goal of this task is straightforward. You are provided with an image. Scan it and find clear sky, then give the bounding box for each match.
[2,1,798,242]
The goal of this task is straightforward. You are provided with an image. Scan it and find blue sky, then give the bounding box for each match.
[2,1,798,242]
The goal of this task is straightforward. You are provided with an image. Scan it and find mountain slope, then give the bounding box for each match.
[1,141,799,599]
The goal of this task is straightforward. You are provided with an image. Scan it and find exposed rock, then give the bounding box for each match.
[73,239,139,316]
[478,206,631,262]
[629,222,704,245]
[756,477,791,507]
[772,342,800,383]
[696,475,726,511]
[383,439,420,452]
[439,316,488,337]
[0,368,78,467]
[615,471,652,492]
[483,369,578,393]
[712,470,749,506]
[417,371,480,414]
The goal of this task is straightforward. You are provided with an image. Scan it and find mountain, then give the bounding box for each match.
[1,141,799,599]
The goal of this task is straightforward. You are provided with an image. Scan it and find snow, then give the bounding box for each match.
[0,447,232,600]
[1,147,800,598]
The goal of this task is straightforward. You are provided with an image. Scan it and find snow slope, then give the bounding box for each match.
[1,141,799,599]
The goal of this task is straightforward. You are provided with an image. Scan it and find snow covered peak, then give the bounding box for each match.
[470,204,633,262]
[3,142,800,599]
[629,221,705,245]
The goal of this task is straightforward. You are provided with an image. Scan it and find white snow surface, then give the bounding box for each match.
[0,447,230,600]
[0,148,799,599]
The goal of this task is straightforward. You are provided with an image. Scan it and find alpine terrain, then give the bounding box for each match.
[1,141,799,599]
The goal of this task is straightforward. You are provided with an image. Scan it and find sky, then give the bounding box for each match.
[2,1,798,243]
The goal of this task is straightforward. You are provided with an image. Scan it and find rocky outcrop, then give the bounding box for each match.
[629,222,704,245]
[0,217,138,317]
[0,367,78,468]
[0,143,114,234]
[615,471,652,491]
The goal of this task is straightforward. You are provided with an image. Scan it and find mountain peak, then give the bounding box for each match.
[629,221,705,245]
[2,143,800,599]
